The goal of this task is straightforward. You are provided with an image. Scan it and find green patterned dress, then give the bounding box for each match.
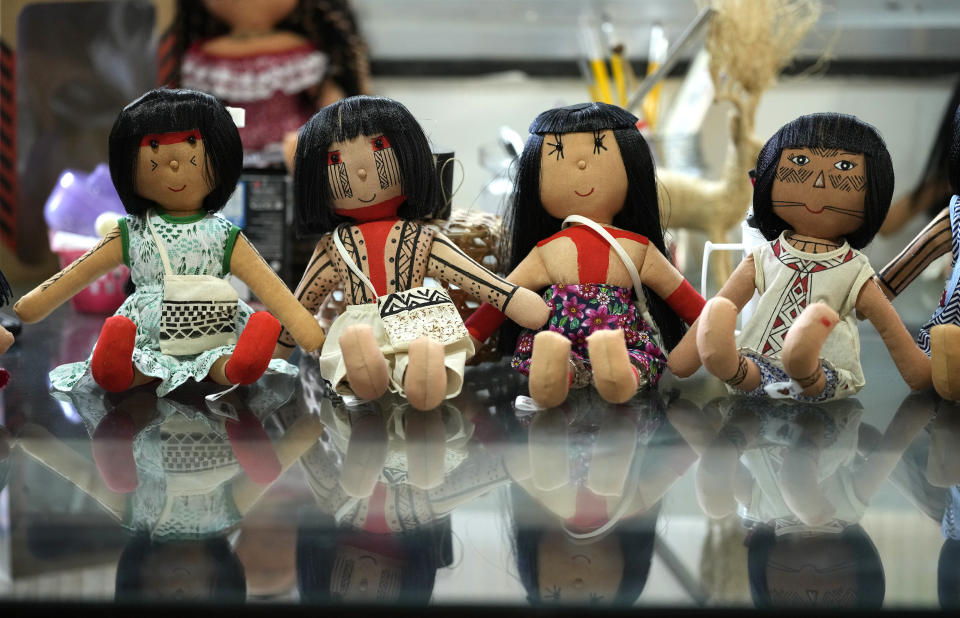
[49,210,296,396]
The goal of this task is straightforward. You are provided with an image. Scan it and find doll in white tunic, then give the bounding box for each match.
[669,113,931,401]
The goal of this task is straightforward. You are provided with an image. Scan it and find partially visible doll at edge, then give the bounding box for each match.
[668,113,931,402]
[13,88,325,396]
[876,102,960,401]
[279,95,549,411]
[465,102,704,409]
[166,0,369,167]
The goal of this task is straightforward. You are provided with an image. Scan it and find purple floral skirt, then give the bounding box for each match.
[511,284,667,389]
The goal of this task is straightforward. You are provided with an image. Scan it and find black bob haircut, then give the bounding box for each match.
[115,532,246,602]
[109,88,242,218]
[296,510,452,605]
[509,484,661,606]
[750,112,894,250]
[747,523,885,609]
[294,95,438,237]
[501,102,685,351]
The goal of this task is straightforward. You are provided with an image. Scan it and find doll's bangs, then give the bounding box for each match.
[529,102,638,135]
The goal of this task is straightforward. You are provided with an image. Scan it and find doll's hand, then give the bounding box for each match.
[504,288,550,330]
[0,325,13,355]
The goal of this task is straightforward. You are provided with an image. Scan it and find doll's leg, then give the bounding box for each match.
[778,417,836,526]
[209,312,282,386]
[91,316,154,392]
[780,303,839,397]
[528,331,572,408]
[695,407,762,518]
[0,324,13,355]
[405,407,447,490]
[339,324,390,401]
[91,410,138,493]
[696,298,761,391]
[403,336,447,411]
[930,324,960,400]
[927,400,960,487]
[587,329,640,403]
[588,407,639,496]
[528,407,570,491]
[340,407,389,498]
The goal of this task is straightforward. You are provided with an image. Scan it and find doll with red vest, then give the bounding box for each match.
[668,113,931,401]
[465,102,704,409]
[282,96,549,410]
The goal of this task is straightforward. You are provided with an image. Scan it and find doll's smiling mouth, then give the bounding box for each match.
[803,204,826,214]
[358,194,377,203]
[168,185,186,192]
[574,187,595,197]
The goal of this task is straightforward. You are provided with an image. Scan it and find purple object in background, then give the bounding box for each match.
[43,163,124,238]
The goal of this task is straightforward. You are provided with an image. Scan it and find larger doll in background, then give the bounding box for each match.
[877,102,960,401]
[166,0,369,167]
[14,88,325,396]
[669,113,931,401]
[284,96,549,411]
[465,102,704,409]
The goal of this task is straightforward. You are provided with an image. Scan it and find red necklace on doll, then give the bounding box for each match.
[334,194,406,223]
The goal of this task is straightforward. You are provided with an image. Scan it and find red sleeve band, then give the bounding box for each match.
[664,279,705,326]
[464,302,508,343]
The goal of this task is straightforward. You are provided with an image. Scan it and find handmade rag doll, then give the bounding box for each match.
[0,269,14,389]
[284,95,549,410]
[465,102,704,408]
[876,103,960,400]
[668,113,931,401]
[166,0,369,167]
[14,88,325,396]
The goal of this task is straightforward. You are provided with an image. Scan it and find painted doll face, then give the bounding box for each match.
[135,130,212,214]
[536,530,624,604]
[202,0,298,32]
[330,544,404,601]
[326,133,404,211]
[770,147,867,241]
[539,131,629,224]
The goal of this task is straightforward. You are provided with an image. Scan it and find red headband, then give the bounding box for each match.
[140,130,202,147]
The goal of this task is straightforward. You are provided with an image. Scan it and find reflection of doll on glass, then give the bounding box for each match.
[670,113,931,401]
[166,0,369,166]
[285,95,548,410]
[466,102,703,408]
[14,88,325,396]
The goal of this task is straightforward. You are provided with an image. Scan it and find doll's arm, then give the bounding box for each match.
[428,232,549,331]
[274,241,341,356]
[463,247,552,343]
[229,234,326,353]
[639,244,705,325]
[14,226,123,323]
[667,255,758,378]
[876,206,951,299]
[855,278,932,391]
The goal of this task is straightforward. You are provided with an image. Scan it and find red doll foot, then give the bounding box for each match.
[91,316,137,392]
[225,312,282,385]
[92,412,138,493]
[226,409,281,485]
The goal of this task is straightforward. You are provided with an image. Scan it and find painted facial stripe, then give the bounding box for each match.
[140,130,201,147]
[328,162,352,200]
[374,148,401,190]
[808,147,839,157]
[829,174,866,192]
[776,167,814,183]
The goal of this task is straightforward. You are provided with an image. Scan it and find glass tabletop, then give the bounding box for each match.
[0,284,950,611]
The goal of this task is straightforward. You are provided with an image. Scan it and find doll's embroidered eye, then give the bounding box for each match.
[544,586,561,601]
[593,130,607,155]
[834,160,857,171]
[371,136,391,151]
[186,135,197,146]
[328,151,341,165]
[788,154,810,166]
[150,139,160,150]
[546,134,564,160]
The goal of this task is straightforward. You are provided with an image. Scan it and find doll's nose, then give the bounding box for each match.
[577,159,587,170]
[813,170,825,188]
[169,159,179,171]
[358,168,368,181]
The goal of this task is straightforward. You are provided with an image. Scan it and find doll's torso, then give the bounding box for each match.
[182,39,327,154]
[918,195,960,354]
[320,219,436,304]
[738,232,875,389]
[535,224,649,287]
